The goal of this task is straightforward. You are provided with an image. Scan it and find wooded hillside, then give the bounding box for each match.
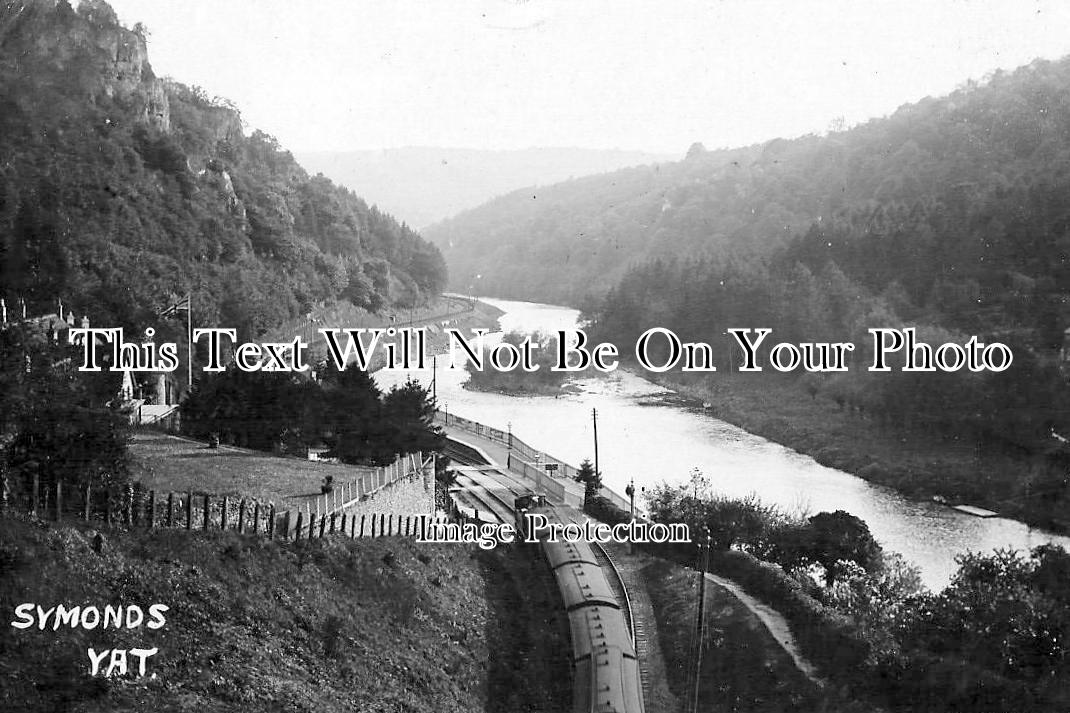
[0,0,447,340]
[429,56,1070,334]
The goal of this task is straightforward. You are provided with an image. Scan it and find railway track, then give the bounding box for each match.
[574,521,652,707]
[452,471,515,523]
[591,542,634,641]
[446,439,651,707]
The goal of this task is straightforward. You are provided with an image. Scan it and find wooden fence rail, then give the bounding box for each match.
[0,452,436,544]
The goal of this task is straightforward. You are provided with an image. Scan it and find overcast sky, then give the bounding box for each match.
[105,0,1070,155]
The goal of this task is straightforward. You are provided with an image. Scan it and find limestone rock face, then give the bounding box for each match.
[0,0,171,131]
[202,158,248,221]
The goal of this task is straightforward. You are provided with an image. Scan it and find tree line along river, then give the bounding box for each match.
[373,297,1070,590]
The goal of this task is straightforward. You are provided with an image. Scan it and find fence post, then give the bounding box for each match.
[318,513,327,538]
[282,509,290,540]
[308,513,315,540]
[360,514,366,538]
[134,484,142,526]
[329,512,336,534]
[253,502,261,535]
[185,491,193,530]
[388,514,393,536]
[84,483,91,521]
[371,514,376,537]
[268,503,276,539]
[340,513,347,534]
[202,494,210,531]
[406,516,411,536]
[295,511,304,540]
[54,481,62,521]
[238,498,246,534]
[221,496,230,531]
[148,491,156,528]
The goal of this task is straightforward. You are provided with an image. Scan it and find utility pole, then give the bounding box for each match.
[625,477,635,555]
[186,292,193,395]
[591,408,600,490]
[690,528,711,713]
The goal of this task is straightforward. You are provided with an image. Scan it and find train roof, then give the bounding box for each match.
[566,606,636,663]
[572,652,644,713]
[544,539,600,570]
[553,561,619,611]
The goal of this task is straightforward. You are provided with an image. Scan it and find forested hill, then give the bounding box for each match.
[0,0,446,338]
[427,56,1070,321]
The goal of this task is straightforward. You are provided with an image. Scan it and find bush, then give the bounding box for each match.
[583,493,630,525]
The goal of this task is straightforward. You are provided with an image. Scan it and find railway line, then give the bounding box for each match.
[444,436,645,712]
[452,471,514,523]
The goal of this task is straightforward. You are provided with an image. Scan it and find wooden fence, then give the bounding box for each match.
[0,452,434,542]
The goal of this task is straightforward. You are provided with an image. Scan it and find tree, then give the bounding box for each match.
[320,367,389,465]
[1,324,131,504]
[381,378,444,456]
[575,458,601,502]
[899,546,1070,709]
[802,510,884,584]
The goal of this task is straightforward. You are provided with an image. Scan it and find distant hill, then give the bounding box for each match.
[296,146,672,229]
[0,0,446,340]
[424,59,1070,315]
[423,55,1070,522]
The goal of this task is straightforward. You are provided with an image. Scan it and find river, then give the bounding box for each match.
[375,297,1070,589]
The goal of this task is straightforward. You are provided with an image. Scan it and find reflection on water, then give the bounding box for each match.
[376,297,1070,589]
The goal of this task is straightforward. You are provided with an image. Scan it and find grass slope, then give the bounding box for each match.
[129,432,375,505]
[0,514,498,713]
[643,559,864,713]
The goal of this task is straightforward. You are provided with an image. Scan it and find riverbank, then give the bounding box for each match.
[263,295,505,374]
[639,368,1069,535]
[464,379,581,398]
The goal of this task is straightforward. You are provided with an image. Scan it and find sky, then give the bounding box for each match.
[105,0,1070,155]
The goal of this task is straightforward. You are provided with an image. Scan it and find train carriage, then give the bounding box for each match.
[515,493,645,713]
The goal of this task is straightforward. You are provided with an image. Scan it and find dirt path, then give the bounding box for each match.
[703,572,826,687]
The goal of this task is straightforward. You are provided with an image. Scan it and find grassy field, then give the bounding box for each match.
[129,432,375,506]
[0,513,568,713]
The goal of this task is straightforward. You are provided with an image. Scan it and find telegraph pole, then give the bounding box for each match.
[625,477,636,555]
[186,292,193,394]
[690,528,711,713]
[591,408,600,488]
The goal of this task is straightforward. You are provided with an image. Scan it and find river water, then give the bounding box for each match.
[375,297,1070,589]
